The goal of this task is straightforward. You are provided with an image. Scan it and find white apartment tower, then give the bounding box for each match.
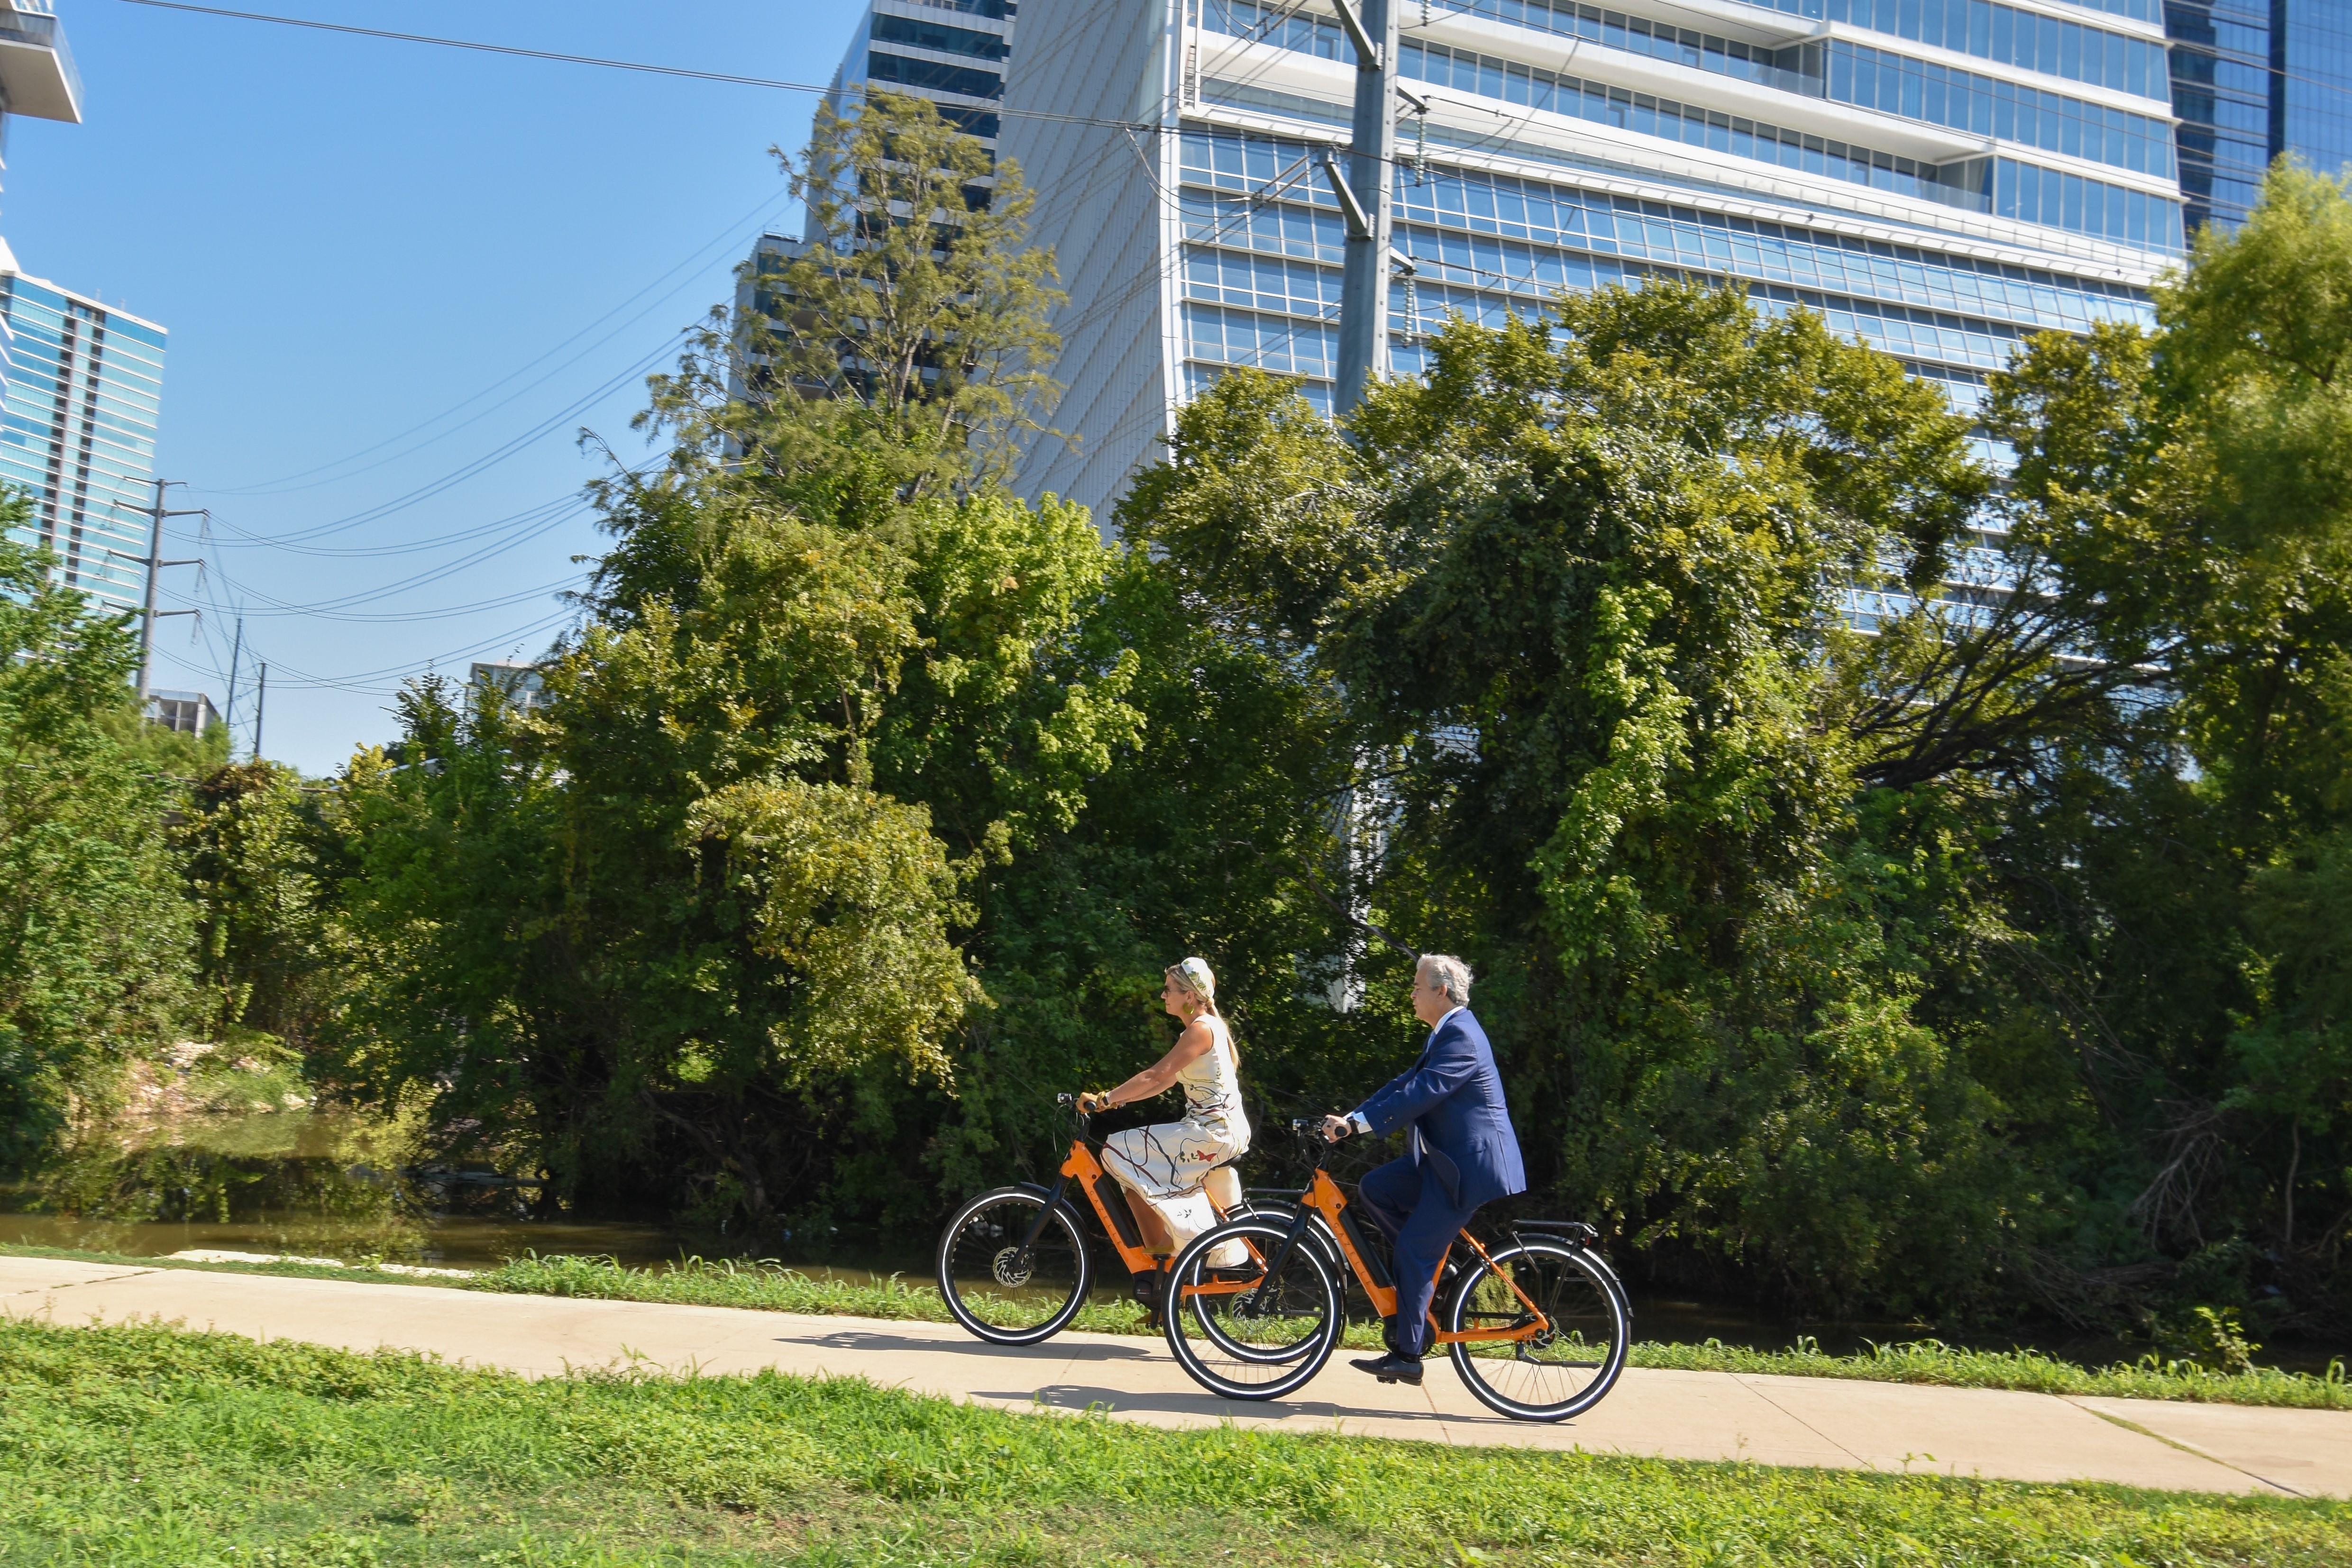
[1003,0,2179,521]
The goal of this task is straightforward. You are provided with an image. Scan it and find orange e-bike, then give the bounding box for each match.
[936,1092,1250,1345]
[1160,1118,1632,1420]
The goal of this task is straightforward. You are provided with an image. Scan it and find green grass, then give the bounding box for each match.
[0,1316,2343,1567]
[9,1241,2348,1411]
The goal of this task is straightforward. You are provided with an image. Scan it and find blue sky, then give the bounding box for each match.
[8,0,868,774]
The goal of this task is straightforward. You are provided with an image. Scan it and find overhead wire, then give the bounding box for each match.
[201,328,689,548]
[203,187,798,497]
[99,0,1236,128]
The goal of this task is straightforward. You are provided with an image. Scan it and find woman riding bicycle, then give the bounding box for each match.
[1079,957,1251,1300]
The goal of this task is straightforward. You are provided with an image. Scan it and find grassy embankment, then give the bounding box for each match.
[7,1241,2344,1411]
[1,1315,2344,1568]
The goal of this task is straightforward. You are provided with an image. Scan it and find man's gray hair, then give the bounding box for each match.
[1418,953,1473,1007]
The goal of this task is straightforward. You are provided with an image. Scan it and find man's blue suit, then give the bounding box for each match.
[1349,1006,1526,1357]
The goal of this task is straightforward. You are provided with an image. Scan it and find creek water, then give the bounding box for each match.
[6,1102,2336,1373]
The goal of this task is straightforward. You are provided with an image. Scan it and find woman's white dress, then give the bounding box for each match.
[1102,1016,1251,1258]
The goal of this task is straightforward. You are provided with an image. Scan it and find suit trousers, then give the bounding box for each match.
[1354,1154,1479,1358]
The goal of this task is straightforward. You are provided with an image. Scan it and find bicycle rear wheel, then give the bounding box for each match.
[936,1186,1091,1345]
[1164,1217,1341,1400]
[1444,1237,1630,1421]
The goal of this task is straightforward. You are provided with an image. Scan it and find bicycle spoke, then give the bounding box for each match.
[1446,1239,1629,1421]
[1165,1218,1341,1399]
[937,1188,1090,1345]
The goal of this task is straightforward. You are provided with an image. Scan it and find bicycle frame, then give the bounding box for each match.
[1010,1103,1238,1280]
[1207,1140,1552,1344]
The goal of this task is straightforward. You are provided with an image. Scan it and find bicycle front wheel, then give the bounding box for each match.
[1164,1217,1342,1401]
[936,1186,1091,1345]
[1444,1237,1630,1421]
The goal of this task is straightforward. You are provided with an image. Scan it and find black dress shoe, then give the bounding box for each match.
[1349,1351,1425,1386]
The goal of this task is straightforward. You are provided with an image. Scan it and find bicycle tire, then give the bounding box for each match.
[1164,1216,1343,1400]
[1177,1219,1328,1367]
[936,1185,1092,1345]
[1444,1237,1630,1421]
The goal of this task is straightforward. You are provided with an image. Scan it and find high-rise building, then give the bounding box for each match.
[0,4,171,621]
[0,0,83,405]
[2164,0,2350,236]
[1003,0,2182,520]
[734,0,1019,390]
[2273,0,2352,182]
[2167,0,2276,230]
[833,0,1016,152]
[0,265,168,617]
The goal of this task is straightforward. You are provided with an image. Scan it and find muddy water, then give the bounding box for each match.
[0,1103,694,1270]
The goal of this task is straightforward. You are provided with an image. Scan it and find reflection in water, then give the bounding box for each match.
[0,1104,699,1269]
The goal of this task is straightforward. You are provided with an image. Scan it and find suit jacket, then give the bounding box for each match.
[1354,1007,1527,1208]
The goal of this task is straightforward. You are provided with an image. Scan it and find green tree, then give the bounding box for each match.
[1124,289,2038,1313]
[317,96,1134,1230]
[647,90,1064,502]
[176,761,331,1048]
[0,527,193,1167]
[1973,163,2352,1322]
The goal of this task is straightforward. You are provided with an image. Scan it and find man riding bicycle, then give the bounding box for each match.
[1323,953,1526,1386]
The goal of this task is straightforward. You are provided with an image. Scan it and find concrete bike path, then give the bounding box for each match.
[4,1254,2341,1499]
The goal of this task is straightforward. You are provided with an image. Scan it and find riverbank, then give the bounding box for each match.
[2,1312,2344,1567]
[5,1239,2348,1413]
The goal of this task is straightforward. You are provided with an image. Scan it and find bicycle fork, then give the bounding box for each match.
[1010,1177,1071,1274]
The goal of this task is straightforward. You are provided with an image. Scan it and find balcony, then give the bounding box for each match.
[0,1,82,123]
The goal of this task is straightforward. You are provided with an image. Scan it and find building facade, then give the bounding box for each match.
[2273,0,2352,182]
[0,0,84,406]
[147,687,217,736]
[1002,0,2182,522]
[734,0,1019,388]
[0,267,167,616]
[0,2,171,622]
[834,0,1016,153]
[2166,0,2351,235]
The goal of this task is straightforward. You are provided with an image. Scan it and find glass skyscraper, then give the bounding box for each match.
[0,0,86,408]
[2274,0,2352,182]
[0,269,168,617]
[2168,0,2352,234]
[0,4,168,620]
[838,0,1015,149]
[1002,0,2178,518]
[737,0,1017,355]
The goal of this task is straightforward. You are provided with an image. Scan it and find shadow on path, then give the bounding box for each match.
[779,1328,1156,1362]
[976,1382,1476,1429]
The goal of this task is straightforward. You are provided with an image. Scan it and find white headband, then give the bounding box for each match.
[1175,957,1216,999]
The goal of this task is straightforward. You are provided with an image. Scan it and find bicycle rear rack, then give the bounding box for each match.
[1510,1220,1602,1246]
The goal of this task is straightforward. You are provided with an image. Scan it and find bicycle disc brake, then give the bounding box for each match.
[990,1246,1035,1288]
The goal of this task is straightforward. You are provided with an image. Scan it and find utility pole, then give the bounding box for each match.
[113,479,207,704]
[253,663,267,762]
[1322,0,1400,416]
[223,616,245,754]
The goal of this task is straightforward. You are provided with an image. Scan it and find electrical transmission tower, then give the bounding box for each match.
[110,478,206,704]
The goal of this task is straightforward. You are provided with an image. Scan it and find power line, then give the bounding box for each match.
[103,0,1181,130]
[204,188,797,497]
